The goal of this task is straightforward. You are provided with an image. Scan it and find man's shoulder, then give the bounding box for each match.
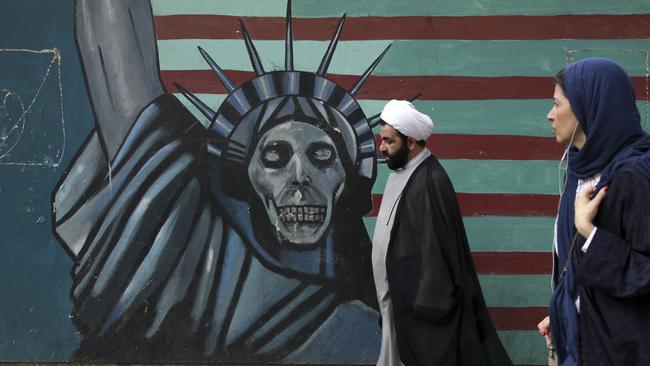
[405,155,456,200]
[412,155,448,181]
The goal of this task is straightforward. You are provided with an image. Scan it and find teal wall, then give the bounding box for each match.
[0,0,90,361]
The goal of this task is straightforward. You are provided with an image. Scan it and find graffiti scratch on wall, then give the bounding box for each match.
[0,48,65,167]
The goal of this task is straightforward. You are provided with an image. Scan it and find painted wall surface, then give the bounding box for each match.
[2,0,650,364]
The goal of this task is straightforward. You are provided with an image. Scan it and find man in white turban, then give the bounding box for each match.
[371,100,511,366]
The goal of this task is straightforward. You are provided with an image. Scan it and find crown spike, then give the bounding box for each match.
[239,19,265,75]
[317,14,346,76]
[408,92,424,102]
[408,92,423,102]
[368,113,382,128]
[173,82,216,121]
[350,44,391,97]
[285,0,294,71]
[198,47,236,93]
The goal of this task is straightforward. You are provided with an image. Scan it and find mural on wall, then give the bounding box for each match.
[51,0,385,363]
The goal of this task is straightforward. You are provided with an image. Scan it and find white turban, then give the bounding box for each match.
[379,99,433,141]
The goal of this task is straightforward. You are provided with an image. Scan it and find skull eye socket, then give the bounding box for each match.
[306,142,337,168]
[261,141,292,169]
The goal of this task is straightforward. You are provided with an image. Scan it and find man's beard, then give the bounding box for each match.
[385,141,409,170]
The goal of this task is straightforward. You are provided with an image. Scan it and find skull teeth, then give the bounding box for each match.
[278,205,327,224]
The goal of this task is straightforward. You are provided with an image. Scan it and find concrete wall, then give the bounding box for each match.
[1,0,649,364]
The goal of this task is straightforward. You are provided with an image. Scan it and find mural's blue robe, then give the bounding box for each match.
[574,162,650,366]
[53,94,380,363]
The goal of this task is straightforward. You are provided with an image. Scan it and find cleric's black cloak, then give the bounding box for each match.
[385,155,512,366]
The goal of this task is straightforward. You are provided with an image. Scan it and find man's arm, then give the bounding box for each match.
[75,0,164,161]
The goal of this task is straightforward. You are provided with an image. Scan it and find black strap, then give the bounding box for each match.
[557,230,580,284]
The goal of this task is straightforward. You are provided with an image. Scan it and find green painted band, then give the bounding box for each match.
[498,330,548,365]
[363,216,555,252]
[157,39,650,77]
[480,275,552,307]
[375,160,560,194]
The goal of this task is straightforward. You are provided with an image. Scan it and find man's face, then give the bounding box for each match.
[247,121,346,245]
[379,124,409,170]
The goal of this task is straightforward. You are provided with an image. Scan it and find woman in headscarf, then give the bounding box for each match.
[537,57,650,365]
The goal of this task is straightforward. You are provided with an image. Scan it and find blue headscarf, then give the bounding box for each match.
[549,57,650,365]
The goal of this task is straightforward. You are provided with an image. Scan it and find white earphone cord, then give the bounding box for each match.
[551,122,580,290]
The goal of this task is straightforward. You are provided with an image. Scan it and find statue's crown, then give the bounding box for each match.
[175,0,397,180]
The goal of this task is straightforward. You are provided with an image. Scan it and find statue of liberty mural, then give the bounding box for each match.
[52,0,389,362]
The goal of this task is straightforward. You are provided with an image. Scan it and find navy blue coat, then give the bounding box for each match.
[575,164,650,365]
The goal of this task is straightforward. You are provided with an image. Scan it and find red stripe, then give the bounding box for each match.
[459,193,558,216]
[473,252,551,275]
[369,193,559,217]
[162,70,649,101]
[154,14,650,40]
[489,307,548,330]
[375,134,563,160]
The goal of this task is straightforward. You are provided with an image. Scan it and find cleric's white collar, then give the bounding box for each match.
[397,148,431,173]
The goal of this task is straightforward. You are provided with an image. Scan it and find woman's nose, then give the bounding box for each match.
[546,109,554,122]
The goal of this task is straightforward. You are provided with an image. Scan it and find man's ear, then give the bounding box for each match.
[407,137,417,150]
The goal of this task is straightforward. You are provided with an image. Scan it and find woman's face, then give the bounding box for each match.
[547,84,585,147]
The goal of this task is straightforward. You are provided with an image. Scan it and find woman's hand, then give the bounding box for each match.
[537,316,553,351]
[575,185,607,238]
[538,316,551,337]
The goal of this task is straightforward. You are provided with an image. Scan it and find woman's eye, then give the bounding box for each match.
[307,142,336,168]
[261,142,292,169]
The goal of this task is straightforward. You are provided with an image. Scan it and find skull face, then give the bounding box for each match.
[248,121,346,245]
